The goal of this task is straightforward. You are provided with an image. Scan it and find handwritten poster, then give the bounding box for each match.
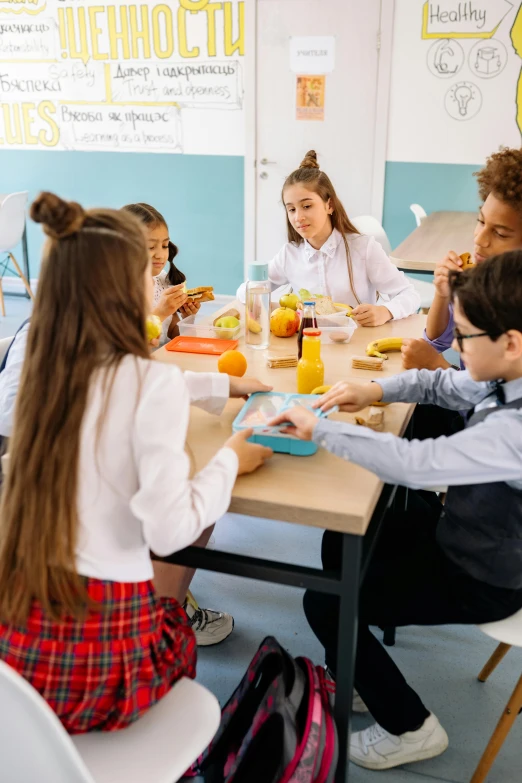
[387,0,521,164]
[0,0,244,154]
[296,75,325,121]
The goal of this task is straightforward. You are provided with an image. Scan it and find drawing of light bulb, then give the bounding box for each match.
[454,83,472,116]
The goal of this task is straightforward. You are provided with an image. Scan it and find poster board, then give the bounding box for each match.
[0,0,244,154]
[387,0,522,163]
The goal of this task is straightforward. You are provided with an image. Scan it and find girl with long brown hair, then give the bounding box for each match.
[238,150,420,326]
[0,192,272,732]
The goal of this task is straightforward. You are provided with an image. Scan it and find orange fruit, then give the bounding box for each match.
[217,349,247,377]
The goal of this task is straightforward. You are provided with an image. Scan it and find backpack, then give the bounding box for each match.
[182,636,338,783]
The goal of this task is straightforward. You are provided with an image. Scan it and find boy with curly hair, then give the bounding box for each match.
[402,147,522,374]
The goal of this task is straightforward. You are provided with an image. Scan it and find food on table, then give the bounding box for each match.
[270,307,300,338]
[186,286,215,302]
[279,292,300,311]
[266,354,298,369]
[460,252,474,270]
[214,316,240,339]
[366,337,404,360]
[145,315,162,341]
[217,349,247,377]
[328,331,349,343]
[355,406,385,431]
[333,303,353,316]
[247,316,263,334]
[352,355,384,371]
[310,385,332,395]
[213,308,240,326]
[314,296,338,316]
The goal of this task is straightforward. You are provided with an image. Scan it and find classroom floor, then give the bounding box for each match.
[1,293,521,783]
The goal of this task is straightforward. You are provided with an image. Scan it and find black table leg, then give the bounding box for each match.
[334,533,362,783]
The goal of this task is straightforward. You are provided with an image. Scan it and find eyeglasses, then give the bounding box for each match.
[453,326,502,353]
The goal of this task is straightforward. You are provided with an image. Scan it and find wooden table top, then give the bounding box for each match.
[390,211,477,273]
[155,303,427,536]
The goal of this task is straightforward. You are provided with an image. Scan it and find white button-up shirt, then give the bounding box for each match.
[238,229,420,320]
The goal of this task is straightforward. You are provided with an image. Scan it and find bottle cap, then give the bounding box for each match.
[303,328,321,337]
[247,262,268,282]
[303,300,315,306]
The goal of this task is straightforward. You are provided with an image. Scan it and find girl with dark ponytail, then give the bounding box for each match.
[122,203,200,344]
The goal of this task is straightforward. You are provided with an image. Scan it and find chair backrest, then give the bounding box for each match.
[479,607,522,647]
[0,660,95,783]
[410,203,427,227]
[0,335,14,365]
[351,215,392,254]
[0,192,29,253]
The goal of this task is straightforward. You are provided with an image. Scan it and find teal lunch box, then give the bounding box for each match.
[232,392,338,456]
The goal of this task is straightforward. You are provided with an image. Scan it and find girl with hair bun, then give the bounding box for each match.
[238,150,420,326]
[0,192,272,732]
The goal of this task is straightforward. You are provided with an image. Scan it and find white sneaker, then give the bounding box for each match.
[324,667,369,713]
[349,713,448,770]
[184,602,234,646]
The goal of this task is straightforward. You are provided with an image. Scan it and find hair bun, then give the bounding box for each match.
[299,150,320,170]
[30,192,86,240]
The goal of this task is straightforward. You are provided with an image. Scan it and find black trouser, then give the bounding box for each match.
[410,404,465,441]
[303,491,522,736]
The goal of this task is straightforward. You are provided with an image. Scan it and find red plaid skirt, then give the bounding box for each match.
[0,578,196,733]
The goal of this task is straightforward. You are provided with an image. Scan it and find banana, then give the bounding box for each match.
[247,317,262,334]
[366,337,403,360]
[311,385,332,395]
[334,302,353,316]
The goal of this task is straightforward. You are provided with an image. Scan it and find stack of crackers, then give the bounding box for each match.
[351,355,384,371]
[266,354,298,369]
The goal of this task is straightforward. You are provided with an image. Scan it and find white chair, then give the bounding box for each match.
[410,204,427,227]
[0,192,34,316]
[411,277,435,311]
[470,608,522,782]
[0,335,13,365]
[0,660,220,783]
[351,215,392,254]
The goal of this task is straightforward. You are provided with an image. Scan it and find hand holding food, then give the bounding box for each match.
[433,251,463,299]
[313,381,383,413]
[152,283,188,321]
[186,286,215,303]
[269,405,319,441]
[225,429,273,474]
[351,304,392,327]
[401,338,449,371]
[179,299,201,318]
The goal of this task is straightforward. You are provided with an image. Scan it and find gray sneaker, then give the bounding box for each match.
[184,602,234,646]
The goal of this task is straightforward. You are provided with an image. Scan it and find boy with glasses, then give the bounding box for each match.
[270,250,522,771]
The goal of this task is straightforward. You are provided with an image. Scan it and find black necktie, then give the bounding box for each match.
[494,381,506,405]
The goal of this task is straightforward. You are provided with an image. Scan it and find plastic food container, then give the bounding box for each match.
[232,392,338,456]
[178,313,241,341]
[318,320,357,344]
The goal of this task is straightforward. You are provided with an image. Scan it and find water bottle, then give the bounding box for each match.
[245,262,271,350]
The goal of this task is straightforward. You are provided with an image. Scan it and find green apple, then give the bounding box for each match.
[279,293,300,311]
[214,316,240,339]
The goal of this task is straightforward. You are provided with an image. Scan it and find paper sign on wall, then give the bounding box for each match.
[290,36,335,74]
[296,75,325,121]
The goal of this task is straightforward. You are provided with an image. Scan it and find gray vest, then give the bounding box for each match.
[437,396,522,590]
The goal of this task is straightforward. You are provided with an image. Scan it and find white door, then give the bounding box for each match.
[250,0,386,265]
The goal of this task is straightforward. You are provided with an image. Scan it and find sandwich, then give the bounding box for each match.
[186,286,215,303]
[314,296,338,316]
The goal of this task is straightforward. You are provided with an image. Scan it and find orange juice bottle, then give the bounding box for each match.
[297,329,324,394]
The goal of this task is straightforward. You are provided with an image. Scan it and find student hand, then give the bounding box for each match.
[152,284,188,321]
[225,429,273,475]
[401,338,450,371]
[228,377,273,399]
[313,381,383,413]
[433,251,463,299]
[148,338,160,353]
[351,304,392,327]
[179,299,201,319]
[269,406,319,441]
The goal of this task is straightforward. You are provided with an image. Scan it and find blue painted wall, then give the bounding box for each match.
[383,161,482,251]
[1,151,244,295]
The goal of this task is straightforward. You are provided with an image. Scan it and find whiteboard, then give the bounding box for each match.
[0,0,244,155]
[387,0,522,164]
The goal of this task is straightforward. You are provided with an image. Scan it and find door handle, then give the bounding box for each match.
[260,171,269,179]
[260,158,277,165]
